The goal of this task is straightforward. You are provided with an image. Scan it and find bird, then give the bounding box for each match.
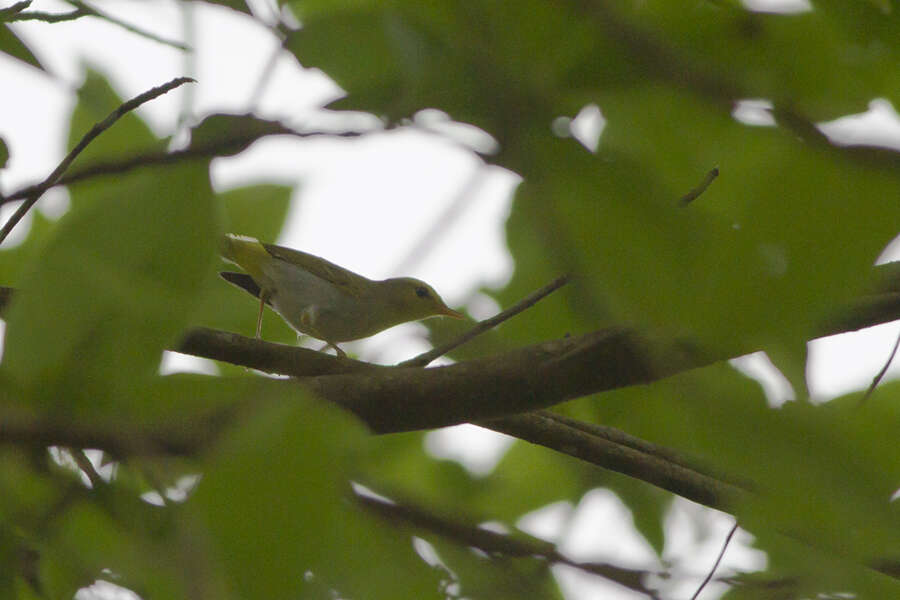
[219,234,463,356]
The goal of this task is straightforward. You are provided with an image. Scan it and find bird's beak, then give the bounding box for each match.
[439,306,464,319]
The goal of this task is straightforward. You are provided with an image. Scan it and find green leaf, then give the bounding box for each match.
[501,88,900,361]
[1,158,217,410]
[0,135,8,169]
[65,69,168,183]
[219,184,292,246]
[39,498,187,600]
[0,209,56,288]
[285,2,595,138]
[603,2,900,119]
[428,536,564,600]
[191,389,443,599]
[1,67,219,410]
[189,113,293,157]
[195,0,251,14]
[0,24,44,71]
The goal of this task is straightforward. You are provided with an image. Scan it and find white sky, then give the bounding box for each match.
[3,2,900,599]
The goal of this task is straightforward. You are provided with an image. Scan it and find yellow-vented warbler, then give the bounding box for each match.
[220,234,463,355]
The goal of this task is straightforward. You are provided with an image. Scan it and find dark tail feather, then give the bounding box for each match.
[220,272,270,304]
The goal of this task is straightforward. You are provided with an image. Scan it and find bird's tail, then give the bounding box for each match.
[220,234,270,281]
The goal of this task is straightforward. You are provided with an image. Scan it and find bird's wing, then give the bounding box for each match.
[220,272,273,304]
[262,243,372,296]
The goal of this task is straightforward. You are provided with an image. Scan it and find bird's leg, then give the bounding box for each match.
[317,341,346,357]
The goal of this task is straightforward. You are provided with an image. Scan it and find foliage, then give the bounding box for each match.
[1,1,900,599]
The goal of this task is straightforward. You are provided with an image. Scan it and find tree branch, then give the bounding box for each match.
[353,485,662,598]
[0,275,898,514]
[0,119,366,207]
[308,326,692,433]
[482,411,747,509]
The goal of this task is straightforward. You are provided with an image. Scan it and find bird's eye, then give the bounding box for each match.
[415,286,430,299]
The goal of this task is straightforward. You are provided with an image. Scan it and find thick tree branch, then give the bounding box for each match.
[307,326,698,433]
[482,411,746,509]
[0,275,898,515]
[176,327,381,377]
[0,407,210,457]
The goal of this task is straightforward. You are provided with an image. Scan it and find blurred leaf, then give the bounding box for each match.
[39,498,187,600]
[285,2,594,140]
[604,2,900,119]
[192,389,443,599]
[0,209,56,287]
[501,92,899,363]
[1,158,217,410]
[1,68,219,410]
[189,113,293,157]
[219,183,292,247]
[356,431,491,511]
[428,536,564,600]
[487,439,590,523]
[594,364,900,591]
[196,0,251,14]
[0,24,44,71]
[0,135,8,168]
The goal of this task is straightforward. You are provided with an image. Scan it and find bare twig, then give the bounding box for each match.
[691,521,738,599]
[393,166,487,274]
[68,1,190,50]
[0,126,365,207]
[400,274,571,367]
[247,33,290,109]
[70,448,105,488]
[679,167,719,206]
[0,0,32,18]
[5,7,86,22]
[0,76,195,243]
[7,0,189,52]
[859,329,900,406]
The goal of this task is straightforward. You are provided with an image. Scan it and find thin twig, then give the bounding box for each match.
[0,76,195,243]
[859,329,900,406]
[6,7,86,22]
[400,274,571,367]
[0,126,365,207]
[8,0,189,52]
[691,521,738,599]
[247,32,289,109]
[70,449,105,488]
[67,0,190,50]
[679,167,719,206]
[0,0,34,18]
[393,166,486,274]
